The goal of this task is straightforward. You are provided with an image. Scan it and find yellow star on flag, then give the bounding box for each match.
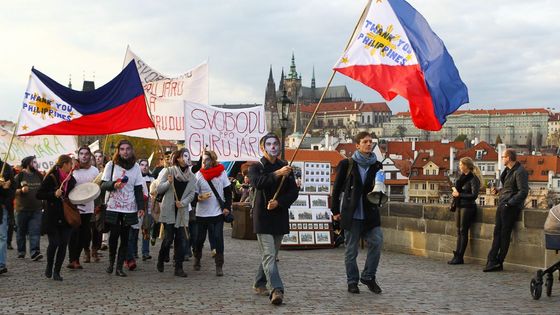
[341,57,349,64]
[21,125,29,131]
[376,0,383,3]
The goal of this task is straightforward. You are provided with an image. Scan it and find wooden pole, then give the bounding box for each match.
[0,111,23,181]
[271,1,370,201]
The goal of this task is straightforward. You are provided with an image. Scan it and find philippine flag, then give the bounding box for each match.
[16,61,154,136]
[334,0,469,131]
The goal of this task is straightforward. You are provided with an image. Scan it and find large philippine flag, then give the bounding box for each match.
[16,61,154,136]
[334,0,469,131]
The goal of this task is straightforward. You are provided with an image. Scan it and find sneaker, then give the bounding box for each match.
[150,238,156,246]
[31,252,43,262]
[100,244,108,251]
[211,249,217,258]
[253,286,269,296]
[0,267,7,275]
[360,278,382,294]
[142,255,152,261]
[347,283,360,294]
[17,253,24,259]
[270,289,284,305]
[128,259,137,271]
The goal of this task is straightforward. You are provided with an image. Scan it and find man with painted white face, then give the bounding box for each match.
[14,156,44,261]
[331,131,383,294]
[68,146,99,268]
[249,133,299,305]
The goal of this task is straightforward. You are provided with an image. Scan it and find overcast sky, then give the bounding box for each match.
[0,0,558,122]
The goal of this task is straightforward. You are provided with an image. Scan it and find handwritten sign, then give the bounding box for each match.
[0,126,77,170]
[184,102,267,161]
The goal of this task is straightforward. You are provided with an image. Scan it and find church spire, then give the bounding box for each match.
[288,52,298,80]
[279,67,285,91]
[311,66,316,89]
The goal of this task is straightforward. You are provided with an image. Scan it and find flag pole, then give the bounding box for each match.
[0,110,24,180]
[271,0,370,201]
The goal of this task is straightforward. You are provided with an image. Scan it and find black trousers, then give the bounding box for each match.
[47,226,72,273]
[108,213,130,269]
[91,220,102,251]
[158,223,186,268]
[454,206,476,256]
[68,213,92,262]
[487,205,520,264]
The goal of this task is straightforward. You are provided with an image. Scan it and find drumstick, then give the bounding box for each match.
[158,222,165,239]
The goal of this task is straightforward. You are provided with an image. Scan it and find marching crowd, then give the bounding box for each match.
[0,132,529,306]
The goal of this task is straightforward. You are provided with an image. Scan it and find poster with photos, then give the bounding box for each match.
[315,231,331,244]
[282,231,299,245]
[310,195,329,209]
[291,195,309,209]
[303,162,331,194]
[292,161,304,192]
[299,231,315,244]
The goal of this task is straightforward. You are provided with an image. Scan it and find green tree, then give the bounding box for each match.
[454,134,468,142]
[393,125,407,140]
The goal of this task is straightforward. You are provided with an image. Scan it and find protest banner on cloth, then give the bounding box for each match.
[0,126,77,171]
[122,47,208,140]
[184,102,267,161]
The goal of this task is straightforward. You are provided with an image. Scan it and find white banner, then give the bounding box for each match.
[121,46,208,140]
[184,102,267,161]
[0,126,77,171]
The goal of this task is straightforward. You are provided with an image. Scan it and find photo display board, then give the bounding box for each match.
[282,162,334,248]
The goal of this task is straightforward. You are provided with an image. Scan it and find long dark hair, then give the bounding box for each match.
[45,154,72,177]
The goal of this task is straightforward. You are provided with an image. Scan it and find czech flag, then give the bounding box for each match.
[16,61,154,136]
[334,0,469,131]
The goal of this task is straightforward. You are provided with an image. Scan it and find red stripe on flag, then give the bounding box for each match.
[21,95,154,136]
[335,64,442,131]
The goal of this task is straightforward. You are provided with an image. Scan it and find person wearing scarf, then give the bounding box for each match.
[193,150,232,277]
[67,146,99,269]
[449,157,481,265]
[100,140,145,277]
[155,149,196,277]
[37,155,76,281]
[331,132,384,295]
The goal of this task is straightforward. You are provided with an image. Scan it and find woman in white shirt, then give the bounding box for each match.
[193,150,231,277]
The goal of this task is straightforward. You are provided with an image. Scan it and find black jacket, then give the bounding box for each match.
[36,167,76,233]
[498,161,529,210]
[0,161,14,224]
[455,173,480,208]
[331,158,383,231]
[249,157,299,235]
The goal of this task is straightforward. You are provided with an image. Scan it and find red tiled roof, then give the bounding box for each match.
[295,101,390,114]
[549,113,560,122]
[385,179,408,185]
[392,159,411,177]
[456,141,498,161]
[335,143,356,158]
[385,141,465,164]
[285,149,345,168]
[396,108,548,117]
[517,155,560,182]
[360,102,391,112]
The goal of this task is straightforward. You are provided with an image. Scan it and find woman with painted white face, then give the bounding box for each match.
[155,149,196,277]
[193,150,232,276]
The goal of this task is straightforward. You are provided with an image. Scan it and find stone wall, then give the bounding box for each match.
[380,202,560,271]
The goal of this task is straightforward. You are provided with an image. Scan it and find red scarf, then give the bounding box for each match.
[199,164,225,181]
[58,168,70,193]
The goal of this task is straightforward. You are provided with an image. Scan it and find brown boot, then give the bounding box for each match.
[193,251,201,271]
[91,249,100,263]
[215,253,224,277]
[83,249,91,263]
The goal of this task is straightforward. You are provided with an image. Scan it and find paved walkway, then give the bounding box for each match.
[1,227,558,314]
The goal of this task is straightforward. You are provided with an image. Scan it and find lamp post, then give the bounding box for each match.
[277,90,293,160]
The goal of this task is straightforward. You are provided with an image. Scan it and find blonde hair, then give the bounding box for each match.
[203,150,219,168]
[459,157,482,183]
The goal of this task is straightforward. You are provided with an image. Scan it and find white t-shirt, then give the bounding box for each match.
[195,170,230,217]
[102,161,144,214]
[72,166,100,214]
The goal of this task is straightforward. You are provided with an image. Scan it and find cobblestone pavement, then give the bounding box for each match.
[1,227,558,314]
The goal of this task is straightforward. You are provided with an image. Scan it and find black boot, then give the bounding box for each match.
[448,251,464,265]
[215,253,224,277]
[45,260,54,278]
[174,262,187,277]
[53,265,63,281]
[157,256,164,272]
[106,254,115,274]
[115,253,127,277]
[193,250,201,271]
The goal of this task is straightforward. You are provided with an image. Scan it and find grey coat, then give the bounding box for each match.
[498,161,529,210]
[156,167,196,227]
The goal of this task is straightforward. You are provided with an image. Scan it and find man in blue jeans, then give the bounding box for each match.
[249,133,299,305]
[331,132,384,294]
[14,156,44,261]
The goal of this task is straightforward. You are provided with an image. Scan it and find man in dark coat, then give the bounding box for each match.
[249,133,298,305]
[331,131,383,294]
[484,148,528,272]
[0,159,15,274]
